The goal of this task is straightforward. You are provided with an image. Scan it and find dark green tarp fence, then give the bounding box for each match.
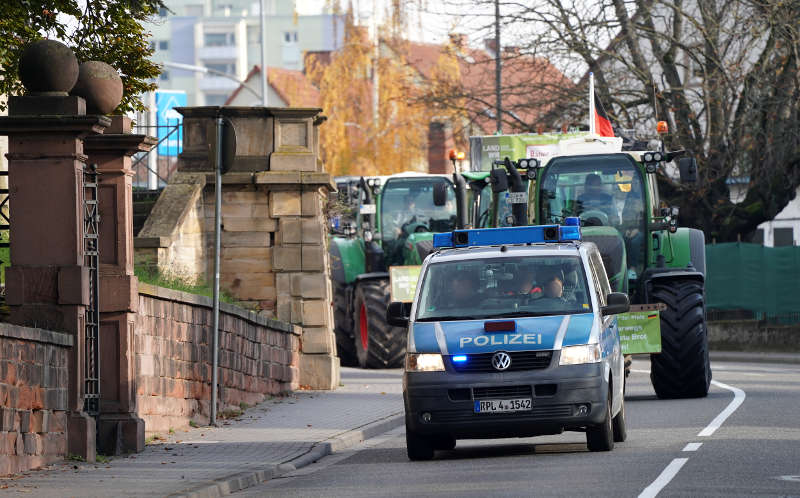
[706,242,800,315]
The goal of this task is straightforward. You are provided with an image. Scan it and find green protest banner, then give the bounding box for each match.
[617,310,662,354]
[389,265,422,302]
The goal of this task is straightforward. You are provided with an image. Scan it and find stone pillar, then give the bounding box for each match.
[84,116,155,454]
[0,108,109,462]
[135,106,340,389]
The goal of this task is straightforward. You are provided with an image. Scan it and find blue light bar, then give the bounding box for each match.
[452,355,468,363]
[433,222,581,249]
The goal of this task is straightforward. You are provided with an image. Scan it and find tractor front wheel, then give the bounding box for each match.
[333,281,357,367]
[649,279,711,398]
[353,279,406,368]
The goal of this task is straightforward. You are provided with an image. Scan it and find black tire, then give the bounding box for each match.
[406,426,435,461]
[624,354,632,378]
[688,228,706,276]
[353,279,406,368]
[431,435,456,451]
[587,388,614,452]
[332,281,357,367]
[612,394,627,443]
[649,279,711,399]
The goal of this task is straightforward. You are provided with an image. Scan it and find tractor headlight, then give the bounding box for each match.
[406,353,445,372]
[559,344,602,365]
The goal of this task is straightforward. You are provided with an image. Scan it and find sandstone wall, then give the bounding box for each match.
[134,284,299,435]
[0,324,71,476]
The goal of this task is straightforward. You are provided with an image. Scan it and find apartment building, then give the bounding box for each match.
[145,0,343,105]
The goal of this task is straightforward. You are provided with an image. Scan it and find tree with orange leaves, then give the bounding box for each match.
[308,6,429,177]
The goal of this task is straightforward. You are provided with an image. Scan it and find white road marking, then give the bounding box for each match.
[775,475,800,482]
[638,458,689,498]
[630,367,747,496]
[698,380,746,437]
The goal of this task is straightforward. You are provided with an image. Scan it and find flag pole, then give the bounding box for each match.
[589,72,595,135]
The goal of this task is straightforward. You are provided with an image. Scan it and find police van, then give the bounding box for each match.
[386,219,629,460]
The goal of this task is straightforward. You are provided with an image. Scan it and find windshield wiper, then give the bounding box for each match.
[479,311,569,319]
[416,315,481,322]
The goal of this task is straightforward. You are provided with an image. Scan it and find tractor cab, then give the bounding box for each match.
[536,153,651,294]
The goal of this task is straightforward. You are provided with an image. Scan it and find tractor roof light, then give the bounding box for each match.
[432,219,582,249]
[657,121,669,134]
[456,151,466,160]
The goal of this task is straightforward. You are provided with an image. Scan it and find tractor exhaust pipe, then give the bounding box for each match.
[504,157,527,226]
[452,172,468,229]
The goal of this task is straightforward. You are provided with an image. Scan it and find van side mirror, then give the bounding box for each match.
[602,292,630,316]
[489,168,509,193]
[678,157,698,183]
[387,301,412,327]
[433,182,448,206]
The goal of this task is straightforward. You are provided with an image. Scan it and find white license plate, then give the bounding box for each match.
[474,398,532,413]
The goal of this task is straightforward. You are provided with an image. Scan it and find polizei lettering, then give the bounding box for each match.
[460,334,542,348]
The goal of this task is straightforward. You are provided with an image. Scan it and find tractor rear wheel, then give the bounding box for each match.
[650,279,711,398]
[333,281,357,367]
[353,279,406,368]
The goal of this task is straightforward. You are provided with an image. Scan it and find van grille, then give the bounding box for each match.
[451,351,553,373]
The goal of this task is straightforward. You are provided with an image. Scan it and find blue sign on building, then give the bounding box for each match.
[155,90,186,156]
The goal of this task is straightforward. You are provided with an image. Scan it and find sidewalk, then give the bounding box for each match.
[711,350,800,365]
[0,368,404,498]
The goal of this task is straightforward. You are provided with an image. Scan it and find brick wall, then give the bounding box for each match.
[135,283,300,435]
[0,324,71,476]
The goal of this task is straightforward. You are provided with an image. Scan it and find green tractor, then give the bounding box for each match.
[470,133,710,398]
[328,172,468,368]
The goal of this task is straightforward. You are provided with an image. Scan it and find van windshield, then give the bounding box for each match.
[415,256,591,321]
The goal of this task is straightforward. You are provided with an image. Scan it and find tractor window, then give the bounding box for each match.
[415,255,591,321]
[539,154,647,277]
[380,177,457,242]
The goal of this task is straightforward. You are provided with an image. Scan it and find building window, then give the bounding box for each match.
[204,32,235,47]
[205,94,228,106]
[158,40,169,50]
[774,227,794,247]
[149,41,156,51]
[158,6,168,17]
[160,71,169,81]
[205,63,236,75]
[284,31,298,43]
[185,4,204,16]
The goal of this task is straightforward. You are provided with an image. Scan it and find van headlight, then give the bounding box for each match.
[559,344,602,365]
[406,353,445,372]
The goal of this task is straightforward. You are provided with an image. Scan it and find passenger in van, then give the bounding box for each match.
[440,270,480,308]
[502,267,542,296]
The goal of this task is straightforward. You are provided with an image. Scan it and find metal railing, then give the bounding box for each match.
[707,309,800,325]
[131,121,183,189]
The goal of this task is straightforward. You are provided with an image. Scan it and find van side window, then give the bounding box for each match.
[589,249,612,306]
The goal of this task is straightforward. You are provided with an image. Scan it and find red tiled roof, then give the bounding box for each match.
[395,39,573,134]
[225,65,320,107]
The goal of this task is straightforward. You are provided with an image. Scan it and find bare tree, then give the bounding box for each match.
[421,0,800,241]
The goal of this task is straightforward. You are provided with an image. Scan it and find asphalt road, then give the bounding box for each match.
[236,358,800,497]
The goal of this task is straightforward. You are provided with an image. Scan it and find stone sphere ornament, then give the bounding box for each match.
[69,61,124,115]
[18,39,80,94]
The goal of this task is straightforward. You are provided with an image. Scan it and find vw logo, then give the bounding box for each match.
[492,351,512,371]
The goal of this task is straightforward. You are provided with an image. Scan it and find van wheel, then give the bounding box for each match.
[612,394,627,442]
[406,426,434,461]
[586,389,614,452]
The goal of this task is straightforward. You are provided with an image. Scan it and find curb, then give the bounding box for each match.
[710,351,800,365]
[172,411,404,498]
